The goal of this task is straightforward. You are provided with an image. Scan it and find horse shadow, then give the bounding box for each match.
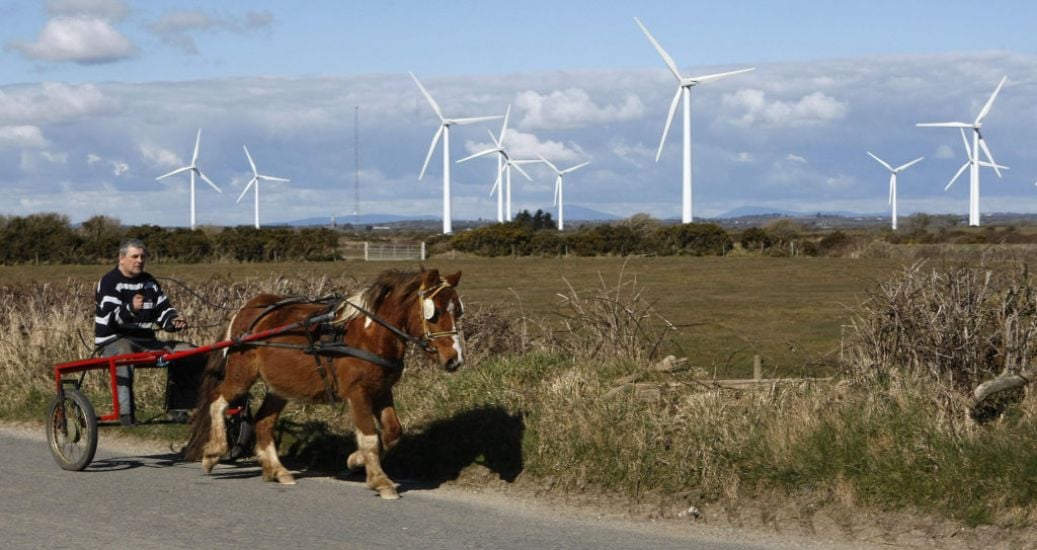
[276,405,525,493]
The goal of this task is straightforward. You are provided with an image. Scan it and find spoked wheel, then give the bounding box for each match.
[46,388,98,471]
[225,399,254,461]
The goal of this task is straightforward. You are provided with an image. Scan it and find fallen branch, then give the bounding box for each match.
[974,369,1036,404]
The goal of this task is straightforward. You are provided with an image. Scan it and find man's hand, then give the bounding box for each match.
[132,294,144,312]
[169,316,188,331]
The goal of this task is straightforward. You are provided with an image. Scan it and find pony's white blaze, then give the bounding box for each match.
[446,299,464,364]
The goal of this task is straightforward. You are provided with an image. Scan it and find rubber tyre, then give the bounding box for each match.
[225,401,255,461]
[46,389,98,471]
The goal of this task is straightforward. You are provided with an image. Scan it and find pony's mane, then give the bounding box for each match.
[334,270,426,325]
[364,269,425,310]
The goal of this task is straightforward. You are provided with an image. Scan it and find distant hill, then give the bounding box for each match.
[717,206,883,219]
[283,205,618,227]
[545,205,620,221]
[284,213,436,226]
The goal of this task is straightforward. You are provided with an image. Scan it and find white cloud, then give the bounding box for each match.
[785,154,807,163]
[934,144,955,159]
[46,0,128,20]
[5,16,136,64]
[825,174,855,190]
[0,82,118,125]
[464,129,585,163]
[732,151,754,163]
[149,9,274,54]
[722,89,847,127]
[86,152,128,176]
[138,143,183,170]
[516,88,644,130]
[611,139,655,168]
[0,125,48,148]
[40,150,68,164]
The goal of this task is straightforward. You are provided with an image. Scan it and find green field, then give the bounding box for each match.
[0,256,903,377]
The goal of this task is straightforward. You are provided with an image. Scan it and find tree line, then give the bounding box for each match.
[4,210,1028,265]
[0,214,339,264]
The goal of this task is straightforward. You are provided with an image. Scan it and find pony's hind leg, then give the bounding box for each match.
[200,394,230,473]
[253,393,294,484]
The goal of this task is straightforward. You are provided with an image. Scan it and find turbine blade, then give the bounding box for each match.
[959,128,972,158]
[553,176,561,206]
[197,169,222,193]
[452,115,504,125]
[499,104,511,144]
[409,71,444,121]
[258,175,290,182]
[487,129,501,146]
[975,75,1007,124]
[155,165,191,180]
[633,17,682,81]
[243,145,258,175]
[236,177,256,203]
[561,161,591,175]
[536,154,560,174]
[866,152,894,172]
[419,125,444,180]
[490,170,501,196]
[894,157,924,172]
[977,134,1002,178]
[916,122,971,128]
[456,148,497,164]
[192,129,201,164]
[656,86,682,162]
[510,161,533,181]
[977,161,1010,171]
[688,67,755,84]
[945,162,969,191]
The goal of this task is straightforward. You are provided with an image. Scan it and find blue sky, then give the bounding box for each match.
[2,0,1037,227]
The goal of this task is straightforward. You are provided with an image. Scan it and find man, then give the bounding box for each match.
[95,239,200,426]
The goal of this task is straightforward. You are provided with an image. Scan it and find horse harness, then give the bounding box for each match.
[233,281,458,404]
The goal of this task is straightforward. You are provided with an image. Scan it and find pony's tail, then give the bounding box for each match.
[181,351,226,461]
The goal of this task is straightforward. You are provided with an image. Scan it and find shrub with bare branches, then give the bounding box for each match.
[547,267,676,363]
[843,261,1037,398]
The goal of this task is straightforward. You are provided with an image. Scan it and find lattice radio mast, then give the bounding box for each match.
[353,105,360,220]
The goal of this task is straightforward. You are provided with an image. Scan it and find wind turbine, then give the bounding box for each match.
[916,76,1008,226]
[156,129,222,229]
[410,71,502,234]
[538,155,590,230]
[634,17,754,224]
[867,152,923,231]
[456,105,534,223]
[237,145,290,229]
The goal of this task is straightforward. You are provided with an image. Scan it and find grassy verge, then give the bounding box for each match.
[4,258,1036,529]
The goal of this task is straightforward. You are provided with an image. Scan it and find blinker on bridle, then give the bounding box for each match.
[417,280,461,349]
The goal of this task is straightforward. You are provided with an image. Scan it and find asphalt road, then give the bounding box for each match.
[1,426,839,549]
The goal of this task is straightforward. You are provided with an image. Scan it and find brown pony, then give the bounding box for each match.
[183,268,464,499]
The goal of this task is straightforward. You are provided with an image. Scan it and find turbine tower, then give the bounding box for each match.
[538,155,590,231]
[917,76,1008,226]
[410,72,502,234]
[634,17,754,224]
[237,145,290,229]
[867,152,923,231]
[156,128,221,229]
[456,105,533,223]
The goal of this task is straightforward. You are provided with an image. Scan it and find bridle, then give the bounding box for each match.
[417,280,462,350]
[329,279,461,355]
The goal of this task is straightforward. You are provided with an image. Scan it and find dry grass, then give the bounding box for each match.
[6,256,1037,529]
